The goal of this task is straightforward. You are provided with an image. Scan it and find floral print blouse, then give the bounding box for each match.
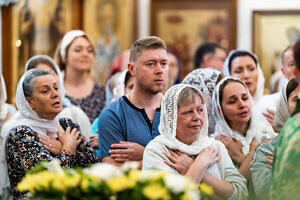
[5,125,99,199]
[67,82,106,123]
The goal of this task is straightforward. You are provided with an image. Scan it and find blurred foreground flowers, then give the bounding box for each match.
[18,159,212,200]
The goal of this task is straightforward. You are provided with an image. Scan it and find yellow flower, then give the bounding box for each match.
[143,183,170,200]
[185,180,196,191]
[90,176,101,184]
[107,176,133,192]
[129,170,141,182]
[18,174,35,192]
[52,175,67,193]
[199,183,213,195]
[37,171,55,189]
[63,173,81,188]
[151,171,167,181]
[180,194,191,200]
[80,177,90,191]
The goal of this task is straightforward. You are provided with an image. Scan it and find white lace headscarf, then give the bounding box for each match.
[60,30,86,63]
[0,69,60,194]
[25,55,71,107]
[274,78,298,130]
[212,77,275,155]
[156,84,214,155]
[182,68,222,135]
[223,50,265,103]
[0,74,8,126]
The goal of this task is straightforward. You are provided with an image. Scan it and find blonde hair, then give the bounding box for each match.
[54,35,95,71]
[129,36,166,62]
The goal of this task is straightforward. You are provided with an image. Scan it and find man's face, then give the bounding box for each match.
[131,49,169,94]
[207,48,226,71]
[282,49,296,80]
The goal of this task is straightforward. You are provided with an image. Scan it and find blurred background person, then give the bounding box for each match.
[55,30,106,123]
[194,42,226,71]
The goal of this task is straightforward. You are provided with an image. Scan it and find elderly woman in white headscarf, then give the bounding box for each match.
[248,78,299,200]
[143,84,248,200]
[211,77,276,178]
[182,68,223,135]
[223,50,281,130]
[25,55,92,140]
[0,74,16,130]
[0,69,99,199]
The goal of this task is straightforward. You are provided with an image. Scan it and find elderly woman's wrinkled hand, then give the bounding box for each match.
[163,149,194,175]
[89,135,99,148]
[38,134,62,156]
[58,126,82,154]
[196,147,219,168]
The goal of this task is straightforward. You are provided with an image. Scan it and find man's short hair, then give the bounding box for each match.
[293,40,300,71]
[129,36,167,62]
[194,42,224,68]
[281,44,294,65]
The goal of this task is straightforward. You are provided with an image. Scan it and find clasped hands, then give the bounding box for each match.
[38,126,82,155]
[163,147,220,175]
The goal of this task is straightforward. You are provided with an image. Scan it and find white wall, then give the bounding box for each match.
[237,0,300,50]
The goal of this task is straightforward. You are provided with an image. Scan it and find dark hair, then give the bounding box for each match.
[129,36,167,62]
[228,51,258,74]
[293,39,300,71]
[27,57,57,74]
[218,78,247,104]
[194,42,224,68]
[124,70,132,87]
[23,70,51,99]
[286,78,299,100]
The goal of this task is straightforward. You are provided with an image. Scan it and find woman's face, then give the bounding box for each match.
[288,85,300,114]
[230,56,258,97]
[27,74,62,120]
[167,53,179,83]
[176,95,204,144]
[35,63,59,82]
[66,37,94,72]
[221,81,252,127]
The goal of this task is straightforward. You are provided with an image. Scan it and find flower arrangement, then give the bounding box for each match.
[18,160,213,200]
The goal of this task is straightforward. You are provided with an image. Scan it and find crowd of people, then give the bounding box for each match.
[0,30,300,200]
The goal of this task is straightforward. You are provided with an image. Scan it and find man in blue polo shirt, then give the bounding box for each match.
[98,36,168,166]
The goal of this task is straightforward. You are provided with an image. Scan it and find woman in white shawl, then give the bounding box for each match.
[0,69,98,199]
[143,84,248,200]
[248,78,299,200]
[182,68,223,135]
[24,55,92,140]
[0,74,16,131]
[212,77,276,178]
[223,50,280,130]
